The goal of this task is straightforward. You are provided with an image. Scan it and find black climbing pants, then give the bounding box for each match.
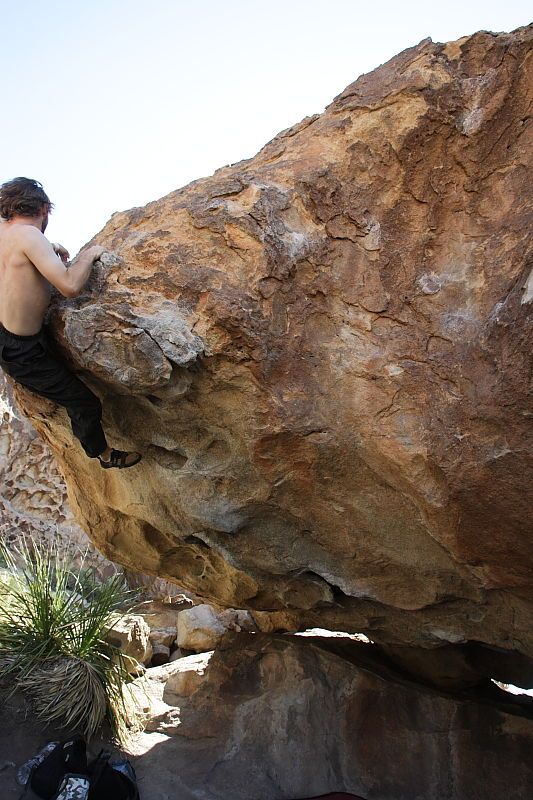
[0,322,107,458]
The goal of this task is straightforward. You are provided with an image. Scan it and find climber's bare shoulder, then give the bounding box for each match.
[0,221,53,335]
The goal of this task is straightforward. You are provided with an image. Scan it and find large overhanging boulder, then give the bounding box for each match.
[11,25,533,679]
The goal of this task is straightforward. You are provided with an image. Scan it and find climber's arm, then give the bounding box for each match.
[63,245,105,296]
[21,227,104,298]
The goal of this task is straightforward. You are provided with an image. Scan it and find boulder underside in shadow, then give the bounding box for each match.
[131,634,533,800]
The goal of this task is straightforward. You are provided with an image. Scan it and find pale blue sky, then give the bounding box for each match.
[1,1,530,253]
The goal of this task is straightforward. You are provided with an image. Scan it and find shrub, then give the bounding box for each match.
[0,540,142,741]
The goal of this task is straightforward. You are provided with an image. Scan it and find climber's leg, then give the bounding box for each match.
[0,322,107,457]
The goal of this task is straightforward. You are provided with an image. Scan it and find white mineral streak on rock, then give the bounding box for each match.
[522,266,533,304]
[129,302,205,366]
[417,273,442,294]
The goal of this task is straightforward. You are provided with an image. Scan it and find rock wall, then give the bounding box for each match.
[0,372,190,600]
[0,371,109,571]
[131,633,533,800]
[10,25,533,681]
[2,634,530,800]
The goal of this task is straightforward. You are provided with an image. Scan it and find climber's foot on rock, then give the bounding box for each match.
[97,448,142,469]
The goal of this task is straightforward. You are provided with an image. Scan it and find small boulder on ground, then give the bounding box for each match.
[177,604,227,652]
[149,627,177,649]
[164,652,212,699]
[250,610,299,633]
[218,608,256,632]
[134,598,194,631]
[106,613,153,670]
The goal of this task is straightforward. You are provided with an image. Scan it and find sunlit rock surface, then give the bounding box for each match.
[10,25,533,682]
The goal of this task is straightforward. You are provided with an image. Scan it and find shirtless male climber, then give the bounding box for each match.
[0,176,142,469]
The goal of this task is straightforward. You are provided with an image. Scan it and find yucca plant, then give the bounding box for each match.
[0,539,142,741]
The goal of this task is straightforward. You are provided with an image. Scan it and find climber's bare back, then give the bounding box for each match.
[0,221,52,336]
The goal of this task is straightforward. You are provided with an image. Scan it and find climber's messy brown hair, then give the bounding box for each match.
[0,177,54,221]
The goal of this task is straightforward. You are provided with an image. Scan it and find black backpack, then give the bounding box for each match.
[19,736,139,800]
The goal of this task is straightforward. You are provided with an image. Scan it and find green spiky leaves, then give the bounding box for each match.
[0,540,142,741]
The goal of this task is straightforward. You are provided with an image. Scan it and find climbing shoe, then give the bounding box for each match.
[97,448,142,469]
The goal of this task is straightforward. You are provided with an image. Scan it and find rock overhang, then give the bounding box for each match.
[10,24,533,685]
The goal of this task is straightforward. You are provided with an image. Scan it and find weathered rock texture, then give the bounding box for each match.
[0,372,193,600]
[107,613,153,669]
[131,634,533,800]
[10,26,533,680]
[0,371,111,573]
[177,603,256,652]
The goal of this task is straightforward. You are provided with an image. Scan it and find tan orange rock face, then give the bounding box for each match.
[0,371,188,597]
[0,371,111,574]
[12,26,533,675]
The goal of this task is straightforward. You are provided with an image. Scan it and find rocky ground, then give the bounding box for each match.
[3,602,533,800]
